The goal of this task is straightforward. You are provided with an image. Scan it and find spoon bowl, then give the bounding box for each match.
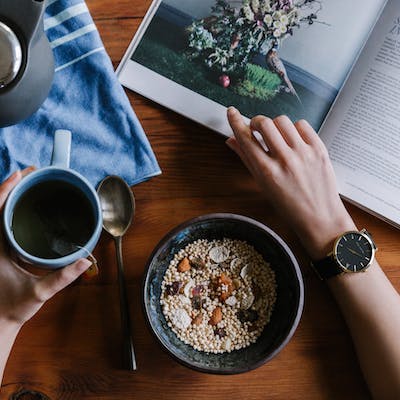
[98,176,135,237]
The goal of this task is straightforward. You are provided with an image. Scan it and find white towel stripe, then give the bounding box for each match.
[44,3,88,30]
[55,46,104,72]
[46,0,61,6]
[50,23,96,49]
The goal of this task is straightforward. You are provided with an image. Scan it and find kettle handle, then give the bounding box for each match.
[0,0,46,45]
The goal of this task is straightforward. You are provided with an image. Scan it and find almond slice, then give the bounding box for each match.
[209,246,229,263]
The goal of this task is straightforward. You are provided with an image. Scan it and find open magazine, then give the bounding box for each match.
[118,0,400,228]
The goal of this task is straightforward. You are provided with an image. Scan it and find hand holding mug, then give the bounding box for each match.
[0,169,91,326]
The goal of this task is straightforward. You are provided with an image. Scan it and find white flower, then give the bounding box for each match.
[272,11,282,20]
[251,0,260,12]
[280,25,287,33]
[263,14,273,26]
[243,5,255,21]
[273,29,282,38]
[280,15,289,25]
[261,0,271,13]
[273,20,282,29]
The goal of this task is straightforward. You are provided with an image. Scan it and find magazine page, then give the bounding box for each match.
[118,0,386,136]
[320,0,400,227]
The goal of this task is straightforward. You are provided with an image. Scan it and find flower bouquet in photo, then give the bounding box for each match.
[187,0,325,102]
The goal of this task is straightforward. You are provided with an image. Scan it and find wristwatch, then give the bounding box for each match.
[311,229,377,280]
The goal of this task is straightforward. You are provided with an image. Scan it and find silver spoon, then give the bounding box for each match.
[97,176,137,371]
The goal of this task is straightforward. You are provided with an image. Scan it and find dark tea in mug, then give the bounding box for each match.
[11,180,96,259]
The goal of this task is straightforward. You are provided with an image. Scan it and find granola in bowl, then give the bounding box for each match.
[160,238,277,354]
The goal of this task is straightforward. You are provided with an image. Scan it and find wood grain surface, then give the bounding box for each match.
[2,1,400,399]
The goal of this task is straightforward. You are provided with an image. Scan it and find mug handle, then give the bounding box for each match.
[51,130,71,168]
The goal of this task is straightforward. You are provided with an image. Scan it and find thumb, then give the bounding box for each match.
[35,258,92,302]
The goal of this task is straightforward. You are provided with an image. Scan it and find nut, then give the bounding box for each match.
[241,292,255,310]
[225,296,237,306]
[233,278,241,289]
[240,264,252,280]
[183,280,195,297]
[230,258,242,272]
[209,246,229,263]
[209,306,222,326]
[192,314,203,325]
[218,273,234,301]
[178,257,191,272]
[170,308,191,330]
[220,288,234,302]
[218,273,232,286]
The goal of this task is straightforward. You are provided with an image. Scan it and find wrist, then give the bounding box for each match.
[298,210,357,260]
[0,318,22,385]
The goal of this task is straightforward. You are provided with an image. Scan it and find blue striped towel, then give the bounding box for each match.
[0,0,161,186]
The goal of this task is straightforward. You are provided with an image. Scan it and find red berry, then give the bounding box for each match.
[219,74,230,88]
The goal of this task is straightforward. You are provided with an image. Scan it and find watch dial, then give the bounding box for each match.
[335,232,373,272]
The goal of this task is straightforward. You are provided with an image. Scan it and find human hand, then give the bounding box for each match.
[226,107,356,260]
[0,169,91,327]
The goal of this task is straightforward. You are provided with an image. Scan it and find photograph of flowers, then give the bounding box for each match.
[129,0,381,131]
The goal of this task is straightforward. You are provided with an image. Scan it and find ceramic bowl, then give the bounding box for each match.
[143,214,304,374]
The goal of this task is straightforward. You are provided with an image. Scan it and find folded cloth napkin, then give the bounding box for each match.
[0,0,161,187]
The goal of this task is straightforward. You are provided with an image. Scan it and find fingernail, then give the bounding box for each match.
[83,262,99,280]
[226,137,234,149]
[227,106,238,117]
[77,258,92,271]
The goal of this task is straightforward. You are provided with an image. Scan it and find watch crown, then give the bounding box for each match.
[361,229,377,250]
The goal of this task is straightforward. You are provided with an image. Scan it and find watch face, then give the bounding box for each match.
[334,232,374,272]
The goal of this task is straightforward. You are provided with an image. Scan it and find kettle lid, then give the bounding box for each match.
[0,21,22,89]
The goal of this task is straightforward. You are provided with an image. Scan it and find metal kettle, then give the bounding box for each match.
[0,0,54,127]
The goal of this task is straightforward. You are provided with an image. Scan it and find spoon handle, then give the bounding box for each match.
[115,236,137,371]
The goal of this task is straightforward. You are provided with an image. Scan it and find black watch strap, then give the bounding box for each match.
[312,256,343,280]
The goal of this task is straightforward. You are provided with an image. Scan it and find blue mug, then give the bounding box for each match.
[3,130,103,269]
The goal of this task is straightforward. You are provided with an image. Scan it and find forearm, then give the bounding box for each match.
[328,262,400,399]
[298,211,400,398]
[0,320,21,387]
[226,110,400,399]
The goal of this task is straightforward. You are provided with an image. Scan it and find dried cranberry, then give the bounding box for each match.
[166,281,182,296]
[248,324,258,333]
[237,309,258,323]
[190,257,206,270]
[192,284,204,296]
[215,328,226,338]
[192,295,204,310]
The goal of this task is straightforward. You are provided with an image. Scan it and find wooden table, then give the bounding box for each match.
[2,1,400,399]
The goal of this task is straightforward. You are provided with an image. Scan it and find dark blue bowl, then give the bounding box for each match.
[143,214,304,374]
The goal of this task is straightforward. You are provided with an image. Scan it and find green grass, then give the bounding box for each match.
[234,64,281,101]
[132,16,333,130]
